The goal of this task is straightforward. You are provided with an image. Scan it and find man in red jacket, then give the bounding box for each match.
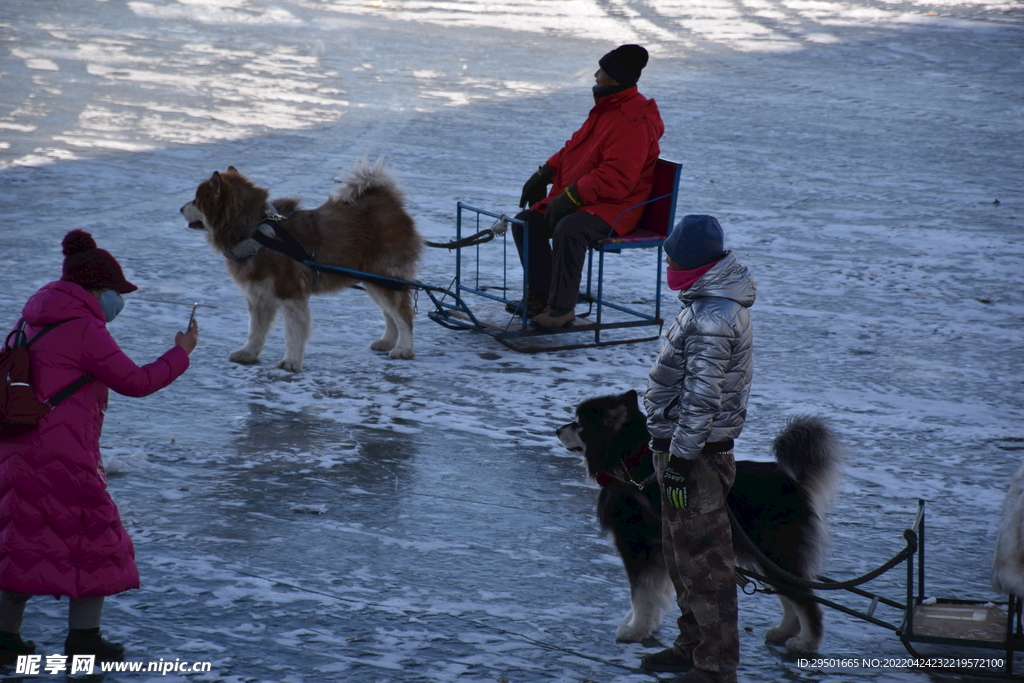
[511,44,665,329]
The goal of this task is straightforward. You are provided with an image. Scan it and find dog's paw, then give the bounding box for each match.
[370,339,396,352]
[276,359,302,373]
[229,349,260,365]
[764,625,799,646]
[782,635,819,654]
[783,637,817,654]
[388,346,415,360]
[615,621,651,643]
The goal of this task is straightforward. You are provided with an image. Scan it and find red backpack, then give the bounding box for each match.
[0,319,91,439]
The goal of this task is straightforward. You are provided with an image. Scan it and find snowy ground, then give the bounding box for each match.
[2,0,1023,681]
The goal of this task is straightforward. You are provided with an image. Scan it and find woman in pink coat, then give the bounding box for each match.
[0,230,199,664]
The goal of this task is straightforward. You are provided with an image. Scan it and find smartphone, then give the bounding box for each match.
[188,302,198,329]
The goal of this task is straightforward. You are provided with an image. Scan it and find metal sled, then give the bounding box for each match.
[736,499,1024,679]
[427,159,682,352]
[899,500,1024,678]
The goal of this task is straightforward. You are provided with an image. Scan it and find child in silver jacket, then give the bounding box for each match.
[642,215,755,683]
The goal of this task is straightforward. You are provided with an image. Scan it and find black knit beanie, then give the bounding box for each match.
[598,44,649,87]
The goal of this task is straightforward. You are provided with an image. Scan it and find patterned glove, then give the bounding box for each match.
[663,456,695,509]
[519,164,555,208]
[545,182,583,229]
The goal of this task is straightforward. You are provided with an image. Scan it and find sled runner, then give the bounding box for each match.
[736,499,1024,679]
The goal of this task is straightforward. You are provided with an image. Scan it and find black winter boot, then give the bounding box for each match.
[505,292,549,317]
[640,646,694,672]
[0,630,36,665]
[64,628,124,662]
[671,668,736,683]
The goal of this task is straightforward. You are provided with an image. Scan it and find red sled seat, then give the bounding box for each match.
[581,158,682,344]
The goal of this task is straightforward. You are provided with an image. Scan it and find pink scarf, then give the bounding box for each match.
[666,258,720,291]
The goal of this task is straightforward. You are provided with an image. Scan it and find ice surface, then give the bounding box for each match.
[1,0,1022,680]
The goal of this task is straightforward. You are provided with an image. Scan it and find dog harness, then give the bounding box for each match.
[226,205,410,292]
[226,205,305,262]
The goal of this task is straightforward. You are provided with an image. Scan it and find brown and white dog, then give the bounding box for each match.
[181,159,423,371]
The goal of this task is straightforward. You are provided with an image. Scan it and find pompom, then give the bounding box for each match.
[62,229,97,257]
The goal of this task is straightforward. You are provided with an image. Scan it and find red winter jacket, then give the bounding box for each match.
[0,281,189,599]
[535,87,665,236]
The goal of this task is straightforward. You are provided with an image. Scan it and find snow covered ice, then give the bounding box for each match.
[1,0,1023,681]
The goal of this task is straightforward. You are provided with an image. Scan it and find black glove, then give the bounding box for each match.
[663,455,695,509]
[519,164,555,208]
[545,182,583,229]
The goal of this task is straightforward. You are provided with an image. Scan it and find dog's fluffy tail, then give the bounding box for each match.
[774,416,842,578]
[334,156,403,204]
[774,416,842,503]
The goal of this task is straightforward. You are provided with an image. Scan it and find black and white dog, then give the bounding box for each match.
[556,390,841,653]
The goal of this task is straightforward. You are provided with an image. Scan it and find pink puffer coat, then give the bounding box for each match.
[0,281,189,599]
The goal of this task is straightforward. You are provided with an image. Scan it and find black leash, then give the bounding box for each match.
[251,217,408,292]
[726,505,916,592]
[622,451,914,593]
[424,229,498,251]
[424,215,511,251]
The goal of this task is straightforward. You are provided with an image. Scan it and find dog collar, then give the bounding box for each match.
[596,442,653,488]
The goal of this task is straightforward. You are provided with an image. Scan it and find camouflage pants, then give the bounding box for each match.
[656,449,739,683]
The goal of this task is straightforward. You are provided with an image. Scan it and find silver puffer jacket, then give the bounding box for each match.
[645,251,756,460]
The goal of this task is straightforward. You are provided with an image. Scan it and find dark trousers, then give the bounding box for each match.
[0,590,105,631]
[511,210,611,310]
[655,449,739,683]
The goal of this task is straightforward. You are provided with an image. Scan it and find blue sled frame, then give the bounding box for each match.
[427,159,682,353]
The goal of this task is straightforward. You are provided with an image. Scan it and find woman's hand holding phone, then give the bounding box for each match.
[175,303,200,355]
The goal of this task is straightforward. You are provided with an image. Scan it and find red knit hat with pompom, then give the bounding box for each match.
[60,230,137,294]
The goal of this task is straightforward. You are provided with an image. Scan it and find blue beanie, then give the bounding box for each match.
[663,215,725,269]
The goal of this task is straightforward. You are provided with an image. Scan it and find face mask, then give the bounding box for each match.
[592,83,630,100]
[99,290,125,322]
[666,261,720,292]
